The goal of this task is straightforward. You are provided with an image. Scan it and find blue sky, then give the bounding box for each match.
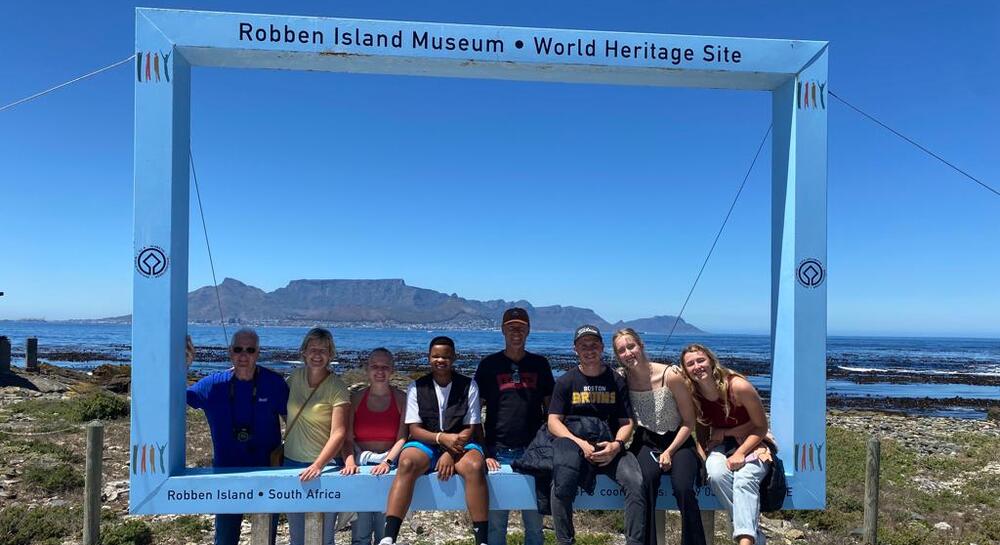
[1,1,997,337]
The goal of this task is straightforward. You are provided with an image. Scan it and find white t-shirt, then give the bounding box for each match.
[405,378,481,427]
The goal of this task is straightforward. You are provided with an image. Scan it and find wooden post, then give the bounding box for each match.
[0,336,11,374]
[655,510,668,545]
[25,337,39,372]
[863,437,881,545]
[250,514,273,545]
[701,511,716,545]
[82,421,104,545]
[304,512,325,545]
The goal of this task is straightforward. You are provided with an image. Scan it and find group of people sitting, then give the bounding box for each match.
[185,307,773,545]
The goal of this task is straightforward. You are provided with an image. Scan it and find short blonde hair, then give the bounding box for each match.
[299,327,336,361]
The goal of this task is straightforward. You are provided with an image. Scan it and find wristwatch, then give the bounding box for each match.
[615,439,626,450]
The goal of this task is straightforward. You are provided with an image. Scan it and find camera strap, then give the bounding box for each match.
[229,367,259,434]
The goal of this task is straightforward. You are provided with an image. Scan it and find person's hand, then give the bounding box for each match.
[705,428,725,450]
[486,457,501,472]
[452,433,470,453]
[577,440,597,461]
[658,451,673,471]
[299,463,324,481]
[439,433,466,455]
[726,452,746,471]
[339,461,359,476]
[436,451,455,481]
[185,335,195,367]
[371,460,392,476]
[590,441,619,467]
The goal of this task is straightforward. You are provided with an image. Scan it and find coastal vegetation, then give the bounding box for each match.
[8,389,129,425]
[775,423,1000,544]
[0,505,81,545]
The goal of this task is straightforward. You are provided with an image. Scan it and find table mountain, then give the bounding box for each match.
[185,278,704,333]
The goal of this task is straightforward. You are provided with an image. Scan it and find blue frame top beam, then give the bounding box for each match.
[138,8,826,90]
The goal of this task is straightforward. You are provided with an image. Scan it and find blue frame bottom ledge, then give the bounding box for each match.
[131,464,819,514]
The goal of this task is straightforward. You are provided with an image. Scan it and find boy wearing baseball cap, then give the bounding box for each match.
[547,325,645,545]
[474,308,555,545]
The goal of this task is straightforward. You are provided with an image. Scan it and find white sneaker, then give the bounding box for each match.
[377,537,394,545]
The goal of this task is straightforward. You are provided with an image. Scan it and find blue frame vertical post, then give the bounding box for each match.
[131,8,828,514]
[771,50,828,504]
[131,11,191,506]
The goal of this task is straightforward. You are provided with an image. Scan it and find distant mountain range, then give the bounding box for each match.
[116,278,705,334]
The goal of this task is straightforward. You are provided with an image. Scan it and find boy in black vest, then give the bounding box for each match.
[380,336,489,545]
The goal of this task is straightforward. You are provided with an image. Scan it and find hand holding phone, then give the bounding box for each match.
[652,450,672,471]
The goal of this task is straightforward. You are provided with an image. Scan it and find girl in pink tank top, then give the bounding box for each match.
[341,348,407,545]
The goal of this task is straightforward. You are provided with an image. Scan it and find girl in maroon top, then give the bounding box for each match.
[680,344,770,545]
[341,348,407,545]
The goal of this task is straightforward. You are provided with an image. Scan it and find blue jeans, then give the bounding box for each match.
[488,448,544,545]
[705,446,770,545]
[284,457,339,545]
[350,455,388,545]
[215,513,277,545]
[351,511,387,545]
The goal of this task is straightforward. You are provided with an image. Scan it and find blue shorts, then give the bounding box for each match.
[402,440,485,472]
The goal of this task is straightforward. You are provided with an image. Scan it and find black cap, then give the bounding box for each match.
[573,324,602,343]
[502,307,530,326]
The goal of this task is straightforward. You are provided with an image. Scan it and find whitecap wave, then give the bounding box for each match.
[836,365,1000,377]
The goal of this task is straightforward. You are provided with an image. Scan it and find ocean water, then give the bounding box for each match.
[2,321,998,419]
[3,321,997,374]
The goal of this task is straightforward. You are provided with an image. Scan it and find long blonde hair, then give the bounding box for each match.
[678,343,746,424]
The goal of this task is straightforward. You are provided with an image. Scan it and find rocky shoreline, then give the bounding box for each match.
[13,345,1000,386]
[9,344,999,418]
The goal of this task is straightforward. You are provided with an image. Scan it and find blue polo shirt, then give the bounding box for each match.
[186,367,289,468]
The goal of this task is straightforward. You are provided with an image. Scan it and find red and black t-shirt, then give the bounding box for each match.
[474,350,555,451]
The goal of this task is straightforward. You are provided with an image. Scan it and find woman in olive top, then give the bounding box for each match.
[284,327,352,545]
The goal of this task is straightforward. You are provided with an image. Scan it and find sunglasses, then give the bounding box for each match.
[231,346,257,354]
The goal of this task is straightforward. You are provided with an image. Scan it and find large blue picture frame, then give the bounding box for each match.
[131,8,828,514]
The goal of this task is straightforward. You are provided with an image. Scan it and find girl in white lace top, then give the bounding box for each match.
[613,328,706,545]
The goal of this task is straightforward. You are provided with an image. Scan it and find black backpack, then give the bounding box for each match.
[759,454,788,512]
